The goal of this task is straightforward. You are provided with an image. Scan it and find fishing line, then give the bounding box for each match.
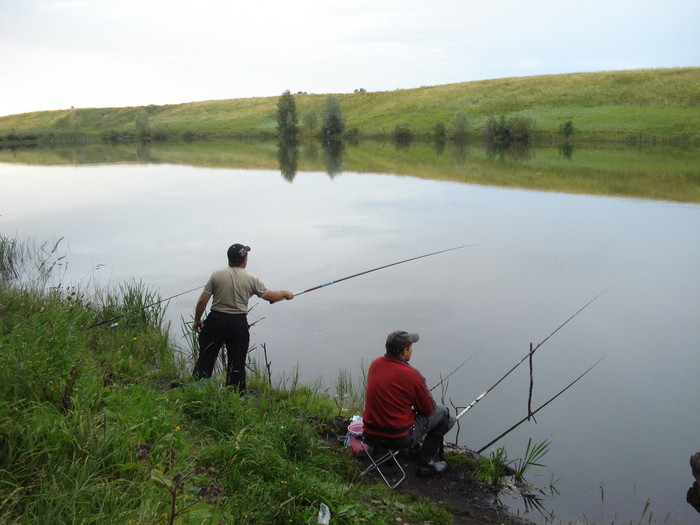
[430,346,483,392]
[454,289,607,421]
[87,286,202,329]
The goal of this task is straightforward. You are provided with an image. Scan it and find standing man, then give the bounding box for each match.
[192,243,293,391]
[363,330,456,477]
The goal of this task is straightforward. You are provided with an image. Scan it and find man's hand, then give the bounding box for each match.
[193,320,203,333]
[264,290,294,304]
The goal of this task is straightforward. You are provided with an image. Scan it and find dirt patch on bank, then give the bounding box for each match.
[358,442,532,525]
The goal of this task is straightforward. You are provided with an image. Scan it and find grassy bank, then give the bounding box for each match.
[0,68,698,143]
[0,236,492,525]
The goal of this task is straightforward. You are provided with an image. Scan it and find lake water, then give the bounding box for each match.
[1,141,699,524]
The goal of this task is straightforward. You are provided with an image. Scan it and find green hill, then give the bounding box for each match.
[1,67,698,142]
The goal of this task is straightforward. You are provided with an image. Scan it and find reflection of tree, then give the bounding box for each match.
[434,138,446,155]
[485,142,534,162]
[302,141,319,164]
[277,141,298,182]
[322,140,344,178]
[136,142,152,162]
[447,142,469,166]
[559,142,574,159]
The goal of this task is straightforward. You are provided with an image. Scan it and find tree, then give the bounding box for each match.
[134,109,150,141]
[301,109,318,137]
[446,110,469,142]
[433,121,446,141]
[560,119,574,139]
[276,90,298,142]
[320,95,345,144]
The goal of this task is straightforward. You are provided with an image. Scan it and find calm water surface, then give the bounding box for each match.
[1,146,699,524]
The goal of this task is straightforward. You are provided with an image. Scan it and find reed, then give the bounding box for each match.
[512,437,552,482]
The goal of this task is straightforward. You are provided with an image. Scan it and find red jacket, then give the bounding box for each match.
[362,355,435,438]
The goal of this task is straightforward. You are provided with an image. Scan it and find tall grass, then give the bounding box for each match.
[0,236,454,524]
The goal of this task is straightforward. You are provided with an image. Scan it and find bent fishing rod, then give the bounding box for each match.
[88,244,479,327]
[476,356,605,454]
[87,286,202,329]
[454,289,607,421]
[276,243,482,302]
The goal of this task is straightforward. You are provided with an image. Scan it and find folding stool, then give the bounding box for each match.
[359,434,406,489]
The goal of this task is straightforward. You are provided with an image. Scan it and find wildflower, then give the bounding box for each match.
[175,426,181,431]
[136,442,152,461]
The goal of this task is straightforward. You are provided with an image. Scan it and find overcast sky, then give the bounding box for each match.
[1,0,698,117]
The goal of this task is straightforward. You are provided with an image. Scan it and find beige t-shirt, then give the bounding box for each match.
[204,267,268,314]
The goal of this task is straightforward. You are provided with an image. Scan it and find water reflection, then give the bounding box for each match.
[321,140,344,177]
[448,142,469,166]
[277,141,298,181]
[485,142,534,161]
[1,140,699,203]
[558,142,574,159]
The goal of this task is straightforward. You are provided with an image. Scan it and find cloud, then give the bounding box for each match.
[0,0,698,116]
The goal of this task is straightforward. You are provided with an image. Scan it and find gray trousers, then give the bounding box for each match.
[364,404,456,463]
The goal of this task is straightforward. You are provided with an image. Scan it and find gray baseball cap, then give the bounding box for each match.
[385,330,419,352]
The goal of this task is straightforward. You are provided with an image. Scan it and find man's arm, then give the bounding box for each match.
[193,291,212,333]
[262,289,294,303]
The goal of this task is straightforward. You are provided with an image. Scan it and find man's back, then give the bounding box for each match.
[363,356,434,438]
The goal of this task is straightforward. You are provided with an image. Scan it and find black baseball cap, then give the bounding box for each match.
[227,244,251,264]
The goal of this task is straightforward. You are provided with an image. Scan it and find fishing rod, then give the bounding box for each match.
[476,356,605,454]
[455,289,607,421]
[430,346,483,392]
[87,286,202,329]
[88,244,479,326]
[278,244,482,301]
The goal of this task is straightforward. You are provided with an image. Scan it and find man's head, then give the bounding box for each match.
[385,330,419,358]
[227,244,251,267]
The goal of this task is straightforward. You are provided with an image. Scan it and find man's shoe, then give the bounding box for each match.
[416,460,448,477]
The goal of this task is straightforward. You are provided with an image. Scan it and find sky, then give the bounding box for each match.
[0,0,698,117]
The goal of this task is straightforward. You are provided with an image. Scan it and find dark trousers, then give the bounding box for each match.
[193,311,249,390]
[364,404,456,464]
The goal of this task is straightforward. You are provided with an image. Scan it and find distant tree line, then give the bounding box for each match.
[274,91,557,149]
[277,90,347,146]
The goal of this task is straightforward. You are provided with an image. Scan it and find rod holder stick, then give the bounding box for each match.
[476,356,605,454]
[454,289,607,421]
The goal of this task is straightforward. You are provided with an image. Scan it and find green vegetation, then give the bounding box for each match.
[0,235,464,524]
[276,90,299,143]
[1,68,698,143]
[484,115,537,147]
[477,446,510,486]
[446,110,469,141]
[320,95,345,144]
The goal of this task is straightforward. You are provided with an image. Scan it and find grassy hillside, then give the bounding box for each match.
[0,67,698,142]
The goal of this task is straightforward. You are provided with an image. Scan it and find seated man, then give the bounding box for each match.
[362,330,456,477]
